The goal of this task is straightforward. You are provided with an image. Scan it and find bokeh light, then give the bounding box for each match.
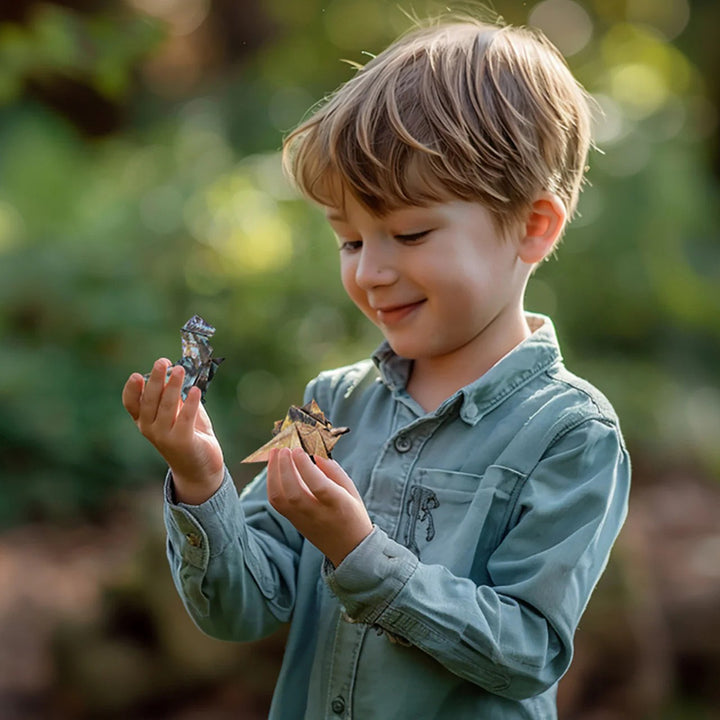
[0,201,25,252]
[128,0,211,37]
[529,0,593,56]
[625,0,690,41]
[591,93,630,144]
[185,177,292,275]
[610,61,669,118]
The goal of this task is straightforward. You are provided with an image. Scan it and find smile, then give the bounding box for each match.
[374,300,426,325]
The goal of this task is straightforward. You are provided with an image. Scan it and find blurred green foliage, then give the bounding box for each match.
[0,0,719,527]
[0,3,163,104]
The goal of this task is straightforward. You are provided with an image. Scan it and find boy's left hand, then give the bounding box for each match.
[267,447,373,567]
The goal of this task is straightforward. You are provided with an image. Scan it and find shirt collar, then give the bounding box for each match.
[371,313,562,425]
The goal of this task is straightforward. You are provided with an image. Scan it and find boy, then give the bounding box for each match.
[123,16,630,720]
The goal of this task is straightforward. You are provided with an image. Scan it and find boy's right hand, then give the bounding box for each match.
[122,358,225,505]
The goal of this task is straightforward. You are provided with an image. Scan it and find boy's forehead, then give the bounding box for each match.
[323,194,431,223]
[319,160,454,221]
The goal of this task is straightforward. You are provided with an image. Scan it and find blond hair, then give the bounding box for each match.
[283,16,593,235]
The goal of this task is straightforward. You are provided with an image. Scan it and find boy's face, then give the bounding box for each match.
[326,193,531,367]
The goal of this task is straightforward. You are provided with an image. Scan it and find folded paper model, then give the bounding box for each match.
[145,315,223,402]
[242,400,350,463]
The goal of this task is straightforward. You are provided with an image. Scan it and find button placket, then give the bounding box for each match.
[324,614,366,720]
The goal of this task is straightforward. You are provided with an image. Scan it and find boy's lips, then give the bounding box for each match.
[373,299,426,325]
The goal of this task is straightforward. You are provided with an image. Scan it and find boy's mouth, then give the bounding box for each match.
[374,300,426,325]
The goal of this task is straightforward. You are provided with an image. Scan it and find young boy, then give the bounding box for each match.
[123,16,630,720]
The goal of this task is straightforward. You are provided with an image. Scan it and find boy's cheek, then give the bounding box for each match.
[339,273,374,321]
[339,267,358,300]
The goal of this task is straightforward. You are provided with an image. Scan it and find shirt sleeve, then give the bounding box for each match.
[164,375,333,640]
[164,464,304,641]
[322,417,630,700]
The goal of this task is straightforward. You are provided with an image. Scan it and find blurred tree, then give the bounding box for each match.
[1,3,719,719]
[0,0,718,528]
[0,1,164,134]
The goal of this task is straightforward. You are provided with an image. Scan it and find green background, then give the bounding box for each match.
[0,1,718,718]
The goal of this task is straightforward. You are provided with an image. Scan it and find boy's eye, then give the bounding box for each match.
[394,231,429,243]
[338,239,362,252]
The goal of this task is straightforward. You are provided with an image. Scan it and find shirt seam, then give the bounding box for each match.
[549,374,628,450]
[471,354,560,421]
[380,606,511,690]
[494,413,622,550]
[367,565,418,626]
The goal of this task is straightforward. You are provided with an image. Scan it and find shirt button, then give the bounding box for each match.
[331,696,345,714]
[464,403,479,419]
[185,532,202,547]
[394,435,412,452]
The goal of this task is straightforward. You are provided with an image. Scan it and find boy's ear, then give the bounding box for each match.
[518,193,567,264]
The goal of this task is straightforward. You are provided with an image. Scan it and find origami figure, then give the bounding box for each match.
[145,315,223,402]
[242,400,350,463]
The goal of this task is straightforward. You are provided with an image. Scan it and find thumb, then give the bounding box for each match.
[122,373,145,422]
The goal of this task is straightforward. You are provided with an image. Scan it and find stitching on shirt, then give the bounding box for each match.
[490,369,623,480]
[368,553,420,626]
[473,354,560,420]
[547,370,628,451]
[494,470,526,548]
[324,613,344,714]
[345,622,369,713]
[490,410,623,560]
[404,618,512,690]
[548,367,613,414]
[547,415,618,455]
[373,520,530,669]
[503,414,616,485]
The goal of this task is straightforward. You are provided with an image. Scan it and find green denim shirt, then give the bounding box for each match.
[164,314,630,719]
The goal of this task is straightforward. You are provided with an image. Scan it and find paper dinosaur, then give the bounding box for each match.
[145,315,223,402]
[241,400,350,462]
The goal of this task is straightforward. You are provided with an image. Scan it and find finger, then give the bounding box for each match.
[122,373,145,421]
[138,358,172,426]
[174,384,202,437]
[314,455,362,501]
[277,448,314,506]
[266,448,287,510]
[291,448,342,504]
[154,364,184,429]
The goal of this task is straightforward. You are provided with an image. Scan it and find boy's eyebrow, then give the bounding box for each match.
[325,211,346,222]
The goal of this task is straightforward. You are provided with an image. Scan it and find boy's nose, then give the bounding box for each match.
[354,245,398,289]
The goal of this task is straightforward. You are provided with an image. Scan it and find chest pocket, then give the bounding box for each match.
[399,465,521,578]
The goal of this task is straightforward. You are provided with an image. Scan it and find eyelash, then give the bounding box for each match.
[395,231,429,242]
[338,240,362,252]
[338,231,429,252]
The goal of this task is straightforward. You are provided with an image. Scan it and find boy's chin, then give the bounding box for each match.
[381,336,421,361]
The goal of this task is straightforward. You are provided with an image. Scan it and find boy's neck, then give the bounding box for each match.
[406,311,533,413]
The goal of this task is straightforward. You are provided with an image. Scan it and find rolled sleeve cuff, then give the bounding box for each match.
[322,526,418,625]
[164,468,239,568]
